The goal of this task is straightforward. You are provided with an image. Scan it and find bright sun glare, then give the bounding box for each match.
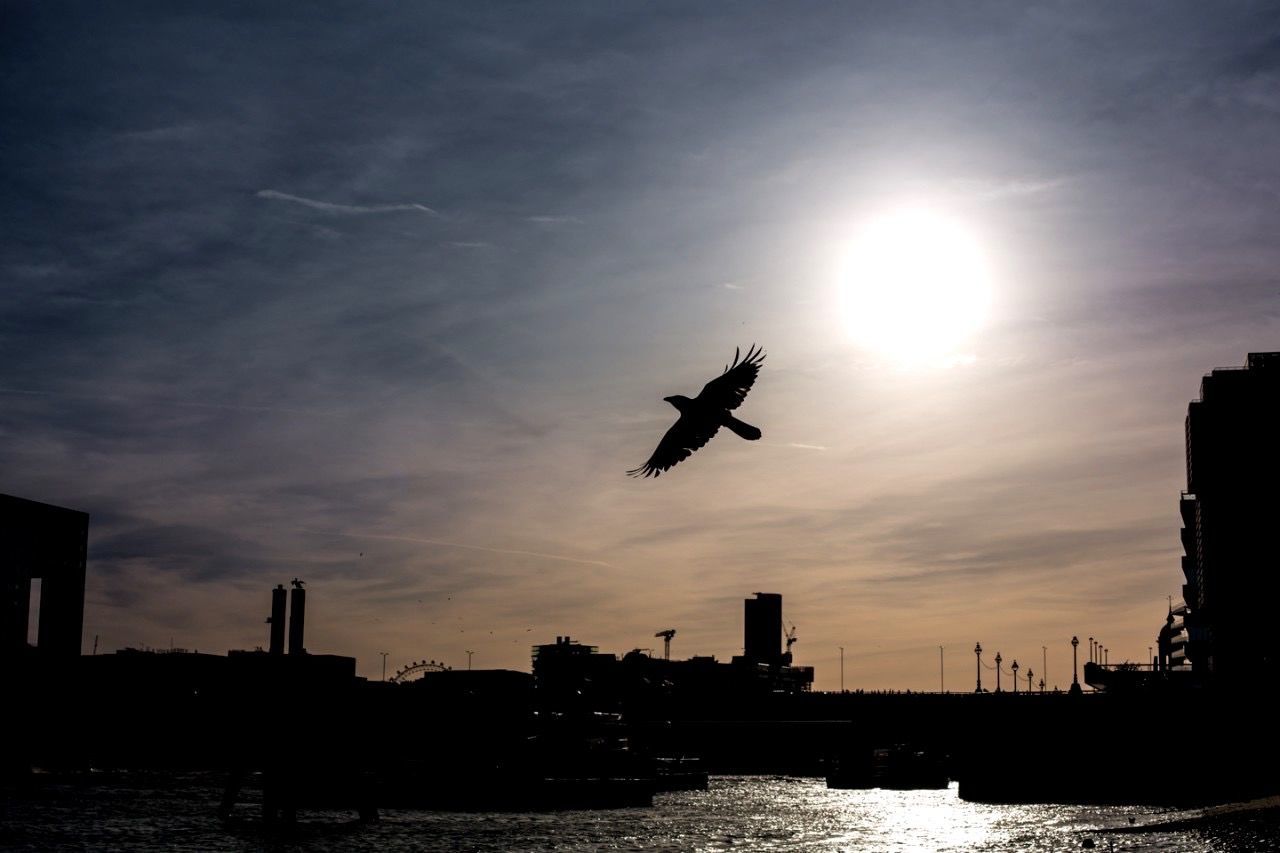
[841,208,991,365]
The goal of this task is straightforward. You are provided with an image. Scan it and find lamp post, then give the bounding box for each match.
[995,652,1003,693]
[466,649,474,670]
[975,642,983,693]
[1039,677,1045,693]
[380,651,389,682]
[1070,636,1081,695]
[1042,646,1047,689]
[840,646,845,692]
[1011,660,1019,694]
[939,645,944,693]
[1027,668,1033,694]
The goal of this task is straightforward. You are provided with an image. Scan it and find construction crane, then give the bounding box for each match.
[784,620,798,660]
[655,628,676,660]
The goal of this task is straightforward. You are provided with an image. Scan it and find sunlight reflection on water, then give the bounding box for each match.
[3,771,1271,852]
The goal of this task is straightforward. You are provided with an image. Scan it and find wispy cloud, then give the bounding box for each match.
[300,529,613,568]
[956,177,1068,201]
[0,387,335,416]
[256,189,439,216]
[120,123,204,143]
[786,442,828,451]
[526,215,583,224]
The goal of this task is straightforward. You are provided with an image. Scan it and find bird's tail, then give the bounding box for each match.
[723,415,762,441]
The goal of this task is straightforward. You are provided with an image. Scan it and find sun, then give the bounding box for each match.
[841,208,991,365]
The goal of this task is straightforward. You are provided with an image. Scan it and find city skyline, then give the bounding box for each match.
[5,4,1280,688]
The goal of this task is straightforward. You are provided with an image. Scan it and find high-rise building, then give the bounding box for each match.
[1,494,89,658]
[743,592,782,665]
[1179,352,1280,680]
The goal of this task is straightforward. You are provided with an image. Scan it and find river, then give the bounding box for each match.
[3,772,1277,851]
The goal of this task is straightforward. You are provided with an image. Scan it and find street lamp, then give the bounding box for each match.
[840,646,845,692]
[380,651,389,682]
[1070,636,1081,695]
[939,645,944,693]
[1011,660,1019,694]
[995,652,1003,693]
[1027,668,1033,694]
[1042,646,1047,688]
[465,649,474,670]
[975,642,983,693]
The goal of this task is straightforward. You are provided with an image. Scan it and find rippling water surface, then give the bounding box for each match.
[3,772,1277,852]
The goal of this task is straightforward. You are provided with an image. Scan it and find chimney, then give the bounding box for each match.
[268,584,287,655]
[288,578,306,655]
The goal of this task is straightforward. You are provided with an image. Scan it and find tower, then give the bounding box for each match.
[268,584,287,655]
[288,578,306,655]
[743,592,783,665]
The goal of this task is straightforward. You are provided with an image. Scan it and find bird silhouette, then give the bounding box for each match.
[628,344,765,478]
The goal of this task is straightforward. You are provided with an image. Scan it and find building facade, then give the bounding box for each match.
[1,494,89,658]
[1179,352,1280,680]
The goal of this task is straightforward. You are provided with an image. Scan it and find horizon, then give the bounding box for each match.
[5,3,1280,690]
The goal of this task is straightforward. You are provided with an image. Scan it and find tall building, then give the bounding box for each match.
[1179,352,1280,680]
[743,592,783,665]
[1,494,89,658]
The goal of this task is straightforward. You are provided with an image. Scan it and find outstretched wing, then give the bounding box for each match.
[627,414,721,478]
[695,344,765,411]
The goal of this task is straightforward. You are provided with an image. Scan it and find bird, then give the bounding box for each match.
[628,344,765,478]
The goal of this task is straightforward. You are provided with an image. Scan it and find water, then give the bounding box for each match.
[3,772,1277,852]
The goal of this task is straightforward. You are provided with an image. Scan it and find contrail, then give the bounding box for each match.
[301,529,613,568]
[257,189,439,216]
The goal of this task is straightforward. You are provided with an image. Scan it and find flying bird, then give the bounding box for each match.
[628,344,765,478]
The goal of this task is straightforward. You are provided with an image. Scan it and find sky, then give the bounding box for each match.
[4,2,1280,690]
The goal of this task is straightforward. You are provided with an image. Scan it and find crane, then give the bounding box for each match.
[655,628,676,660]
[784,620,798,661]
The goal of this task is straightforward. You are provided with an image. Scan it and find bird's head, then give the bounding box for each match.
[663,395,692,411]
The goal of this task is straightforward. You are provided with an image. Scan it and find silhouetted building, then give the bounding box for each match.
[288,578,306,655]
[268,584,287,655]
[743,592,782,665]
[1,495,89,658]
[1179,352,1280,679]
[1155,603,1189,672]
[532,636,621,711]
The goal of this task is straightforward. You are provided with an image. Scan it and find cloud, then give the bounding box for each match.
[5,2,1278,687]
[0,386,336,417]
[949,177,1068,200]
[119,123,204,143]
[526,215,583,224]
[301,529,613,568]
[256,189,439,216]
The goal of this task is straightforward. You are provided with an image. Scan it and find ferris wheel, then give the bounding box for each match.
[389,658,451,683]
